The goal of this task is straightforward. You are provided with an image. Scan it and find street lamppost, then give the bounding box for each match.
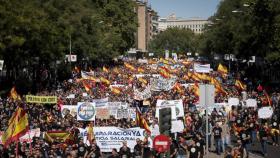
[224,54,235,74]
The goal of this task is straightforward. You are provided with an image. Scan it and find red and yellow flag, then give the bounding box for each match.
[111,86,121,95]
[192,83,200,97]
[10,86,21,101]
[82,81,92,92]
[44,131,74,144]
[174,82,183,94]
[264,91,272,106]
[138,77,148,85]
[159,66,171,78]
[136,107,151,134]
[124,62,136,71]
[2,107,29,147]
[235,80,246,91]
[217,64,228,74]
[137,67,145,73]
[100,77,110,85]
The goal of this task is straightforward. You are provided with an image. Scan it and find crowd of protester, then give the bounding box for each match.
[0,58,279,158]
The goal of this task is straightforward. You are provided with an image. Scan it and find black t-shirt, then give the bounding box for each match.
[239,129,250,144]
[259,128,268,140]
[196,138,205,153]
[213,127,222,139]
[119,146,131,158]
[87,145,101,158]
[77,144,87,157]
[188,146,199,158]
[133,144,142,156]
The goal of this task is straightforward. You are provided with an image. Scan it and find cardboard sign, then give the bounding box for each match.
[258,107,273,119]
[228,98,239,106]
[246,99,257,107]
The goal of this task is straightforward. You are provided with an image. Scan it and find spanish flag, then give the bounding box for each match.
[159,66,171,78]
[138,77,148,85]
[103,66,109,73]
[192,83,200,97]
[2,107,29,147]
[82,81,92,92]
[44,131,74,144]
[174,82,183,94]
[210,77,227,95]
[235,80,246,91]
[124,62,136,71]
[264,91,272,106]
[9,86,21,101]
[217,64,228,74]
[100,77,110,85]
[160,58,169,65]
[138,67,145,73]
[111,86,121,95]
[136,106,151,134]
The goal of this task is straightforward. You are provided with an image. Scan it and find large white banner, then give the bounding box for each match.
[77,102,96,121]
[79,127,149,152]
[156,99,184,119]
[150,77,176,91]
[0,128,40,144]
[92,98,108,108]
[134,85,152,100]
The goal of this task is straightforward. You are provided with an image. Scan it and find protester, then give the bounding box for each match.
[0,59,279,158]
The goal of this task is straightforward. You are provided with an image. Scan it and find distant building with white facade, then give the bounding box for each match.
[158,13,209,34]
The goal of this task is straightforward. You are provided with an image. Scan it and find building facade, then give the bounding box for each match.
[158,13,209,34]
[134,0,158,53]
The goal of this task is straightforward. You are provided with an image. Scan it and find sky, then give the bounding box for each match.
[149,0,221,19]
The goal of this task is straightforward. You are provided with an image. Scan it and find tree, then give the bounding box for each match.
[148,28,198,56]
[201,0,280,61]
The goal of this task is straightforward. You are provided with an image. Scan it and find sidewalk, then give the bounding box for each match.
[208,152,263,158]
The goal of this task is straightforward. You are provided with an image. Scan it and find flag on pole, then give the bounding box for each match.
[2,107,29,147]
[100,77,110,85]
[9,86,21,101]
[136,106,151,134]
[264,90,272,106]
[235,80,246,91]
[217,64,228,74]
[82,81,92,92]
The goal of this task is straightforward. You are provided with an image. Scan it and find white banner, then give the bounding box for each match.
[228,98,240,106]
[92,98,108,108]
[77,102,96,121]
[134,85,152,100]
[156,99,184,119]
[79,127,150,152]
[171,120,184,133]
[116,108,136,120]
[150,77,176,91]
[0,128,40,144]
[193,63,211,73]
[246,99,257,107]
[107,102,129,118]
[61,105,77,118]
[258,107,273,119]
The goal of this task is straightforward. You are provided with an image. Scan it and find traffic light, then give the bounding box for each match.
[159,108,172,136]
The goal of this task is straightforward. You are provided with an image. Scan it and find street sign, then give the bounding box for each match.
[65,54,77,62]
[153,135,171,153]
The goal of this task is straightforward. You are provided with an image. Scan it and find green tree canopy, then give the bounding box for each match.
[148,28,199,56]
